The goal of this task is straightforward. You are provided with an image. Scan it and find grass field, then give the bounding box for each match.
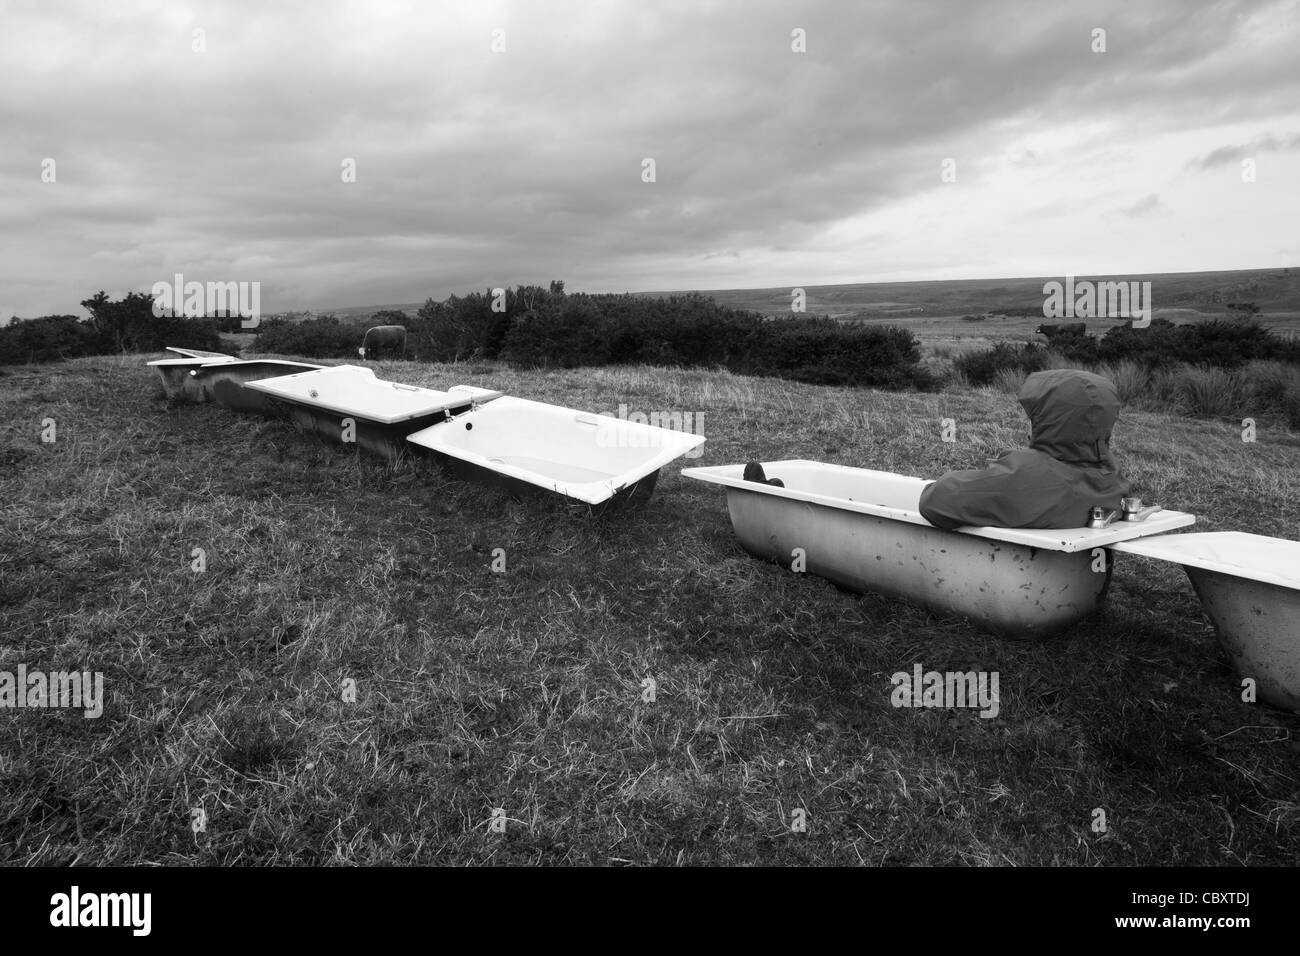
[2,354,1299,865]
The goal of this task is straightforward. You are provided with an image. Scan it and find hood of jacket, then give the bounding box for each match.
[1017,369,1121,468]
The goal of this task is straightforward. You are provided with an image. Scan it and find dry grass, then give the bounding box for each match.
[1094,360,1151,406]
[1,353,1298,865]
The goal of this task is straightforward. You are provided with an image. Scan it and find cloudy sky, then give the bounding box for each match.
[2,0,1298,320]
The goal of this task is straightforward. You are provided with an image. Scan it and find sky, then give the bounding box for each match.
[1,0,1298,321]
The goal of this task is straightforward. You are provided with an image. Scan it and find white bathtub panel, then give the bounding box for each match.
[1113,531,1300,589]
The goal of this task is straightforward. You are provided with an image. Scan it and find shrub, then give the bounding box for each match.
[253,315,364,358]
[412,285,562,361]
[499,296,613,368]
[0,315,100,365]
[78,291,223,354]
[1,301,221,365]
[490,287,929,389]
[1180,318,1276,366]
[729,318,924,388]
[212,313,256,333]
[137,315,223,353]
[244,281,931,390]
[951,342,1050,386]
[1096,317,1285,367]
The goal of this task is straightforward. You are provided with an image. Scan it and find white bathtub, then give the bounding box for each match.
[1114,532,1300,711]
[407,396,707,505]
[682,460,1195,637]
[242,365,502,460]
[149,356,233,400]
[149,356,322,406]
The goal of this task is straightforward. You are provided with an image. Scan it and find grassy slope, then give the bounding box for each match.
[1,354,1298,865]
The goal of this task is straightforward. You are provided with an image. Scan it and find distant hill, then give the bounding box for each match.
[315,266,1300,323]
[645,267,1300,320]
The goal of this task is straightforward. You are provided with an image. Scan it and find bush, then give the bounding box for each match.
[211,313,256,333]
[489,285,930,389]
[0,315,100,365]
[500,296,613,368]
[251,281,930,389]
[253,315,364,358]
[956,320,1300,395]
[1,299,222,365]
[1096,317,1285,367]
[732,319,927,388]
[136,315,223,353]
[79,291,222,354]
[411,284,562,361]
[951,342,1051,386]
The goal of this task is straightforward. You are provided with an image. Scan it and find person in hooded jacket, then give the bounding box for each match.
[917,368,1131,530]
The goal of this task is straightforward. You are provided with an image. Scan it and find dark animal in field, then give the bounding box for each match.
[1035,322,1087,338]
[358,325,407,360]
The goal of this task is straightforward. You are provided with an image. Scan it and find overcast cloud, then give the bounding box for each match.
[2,0,1298,319]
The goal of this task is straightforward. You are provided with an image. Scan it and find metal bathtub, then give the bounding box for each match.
[408,396,706,506]
[242,364,502,461]
[1115,531,1300,711]
[683,459,1195,638]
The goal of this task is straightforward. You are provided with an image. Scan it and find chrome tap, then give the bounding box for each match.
[1086,506,1118,529]
[1120,497,1163,522]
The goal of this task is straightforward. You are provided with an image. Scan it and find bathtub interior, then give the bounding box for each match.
[1113,531,1300,590]
[192,359,324,379]
[243,365,478,424]
[407,396,706,504]
[682,459,1195,552]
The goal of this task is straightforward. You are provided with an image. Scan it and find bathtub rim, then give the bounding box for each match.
[682,459,1195,553]
[164,347,235,360]
[148,356,237,368]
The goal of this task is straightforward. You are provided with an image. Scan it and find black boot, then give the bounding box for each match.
[743,461,784,488]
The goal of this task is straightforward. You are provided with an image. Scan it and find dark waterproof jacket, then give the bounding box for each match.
[918,369,1132,530]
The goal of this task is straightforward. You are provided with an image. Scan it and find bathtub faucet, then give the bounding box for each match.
[1120,497,1164,522]
[1086,506,1118,529]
